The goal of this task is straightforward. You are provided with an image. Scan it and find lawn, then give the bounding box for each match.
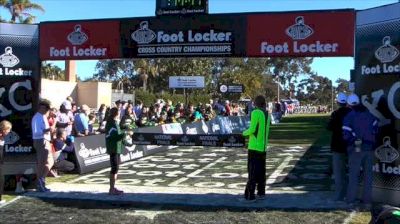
[269,114,331,147]
[0,197,351,224]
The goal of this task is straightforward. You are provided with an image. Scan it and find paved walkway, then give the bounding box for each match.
[25,183,349,210]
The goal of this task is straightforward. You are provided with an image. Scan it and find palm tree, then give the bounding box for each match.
[0,0,44,24]
[135,59,160,92]
[41,62,65,81]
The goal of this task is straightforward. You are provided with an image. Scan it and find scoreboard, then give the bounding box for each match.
[156,0,208,15]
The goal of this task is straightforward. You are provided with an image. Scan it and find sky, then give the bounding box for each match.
[1,0,398,84]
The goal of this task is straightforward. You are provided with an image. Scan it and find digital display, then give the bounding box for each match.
[156,0,208,15]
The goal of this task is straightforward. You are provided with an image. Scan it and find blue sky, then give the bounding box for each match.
[1,0,397,83]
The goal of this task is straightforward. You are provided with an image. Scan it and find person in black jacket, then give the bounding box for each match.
[327,92,352,201]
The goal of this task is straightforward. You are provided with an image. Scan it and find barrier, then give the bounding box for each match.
[73,116,250,174]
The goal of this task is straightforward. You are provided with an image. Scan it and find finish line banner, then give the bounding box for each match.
[120,14,247,58]
[39,9,354,60]
[246,10,355,57]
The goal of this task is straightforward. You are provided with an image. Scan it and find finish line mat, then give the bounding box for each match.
[69,145,333,192]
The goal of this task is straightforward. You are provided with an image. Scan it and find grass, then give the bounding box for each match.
[0,197,351,224]
[348,212,371,224]
[2,194,17,203]
[47,174,79,184]
[269,114,330,147]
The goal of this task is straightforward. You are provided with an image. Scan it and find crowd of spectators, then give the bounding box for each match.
[40,97,249,177]
[97,99,247,132]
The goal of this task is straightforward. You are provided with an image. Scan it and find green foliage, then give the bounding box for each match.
[336,78,350,94]
[135,89,210,107]
[41,62,65,81]
[0,0,44,24]
[93,57,314,103]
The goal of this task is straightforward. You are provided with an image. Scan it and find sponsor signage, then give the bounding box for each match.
[156,0,208,16]
[169,76,205,89]
[131,133,245,148]
[246,11,355,57]
[354,3,400,205]
[0,23,40,155]
[120,15,247,57]
[219,84,244,93]
[73,134,170,174]
[39,21,121,60]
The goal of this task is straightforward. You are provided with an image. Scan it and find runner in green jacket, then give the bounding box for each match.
[105,107,125,195]
[242,95,270,202]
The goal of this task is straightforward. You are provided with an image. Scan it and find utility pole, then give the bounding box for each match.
[277,77,280,101]
[274,67,280,101]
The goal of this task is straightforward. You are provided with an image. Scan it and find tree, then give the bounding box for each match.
[269,58,313,98]
[0,0,44,24]
[297,73,333,105]
[336,78,350,94]
[92,57,314,103]
[41,62,65,81]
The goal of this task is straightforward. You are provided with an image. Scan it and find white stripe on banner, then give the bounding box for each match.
[342,126,352,131]
[105,128,117,139]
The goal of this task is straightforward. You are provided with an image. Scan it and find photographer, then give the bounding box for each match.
[0,120,12,204]
[52,128,75,173]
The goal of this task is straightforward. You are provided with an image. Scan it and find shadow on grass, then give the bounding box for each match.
[273,115,333,192]
[24,190,350,212]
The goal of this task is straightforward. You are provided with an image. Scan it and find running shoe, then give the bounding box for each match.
[109,188,124,195]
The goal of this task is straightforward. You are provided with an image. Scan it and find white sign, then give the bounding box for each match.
[169,76,205,89]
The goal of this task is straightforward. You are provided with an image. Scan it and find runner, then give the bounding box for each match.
[105,107,126,195]
[242,95,271,202]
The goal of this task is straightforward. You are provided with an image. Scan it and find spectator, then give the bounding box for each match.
[56,104,73,136]
[224,100,232,116]
[66,96,74,104]
[74,104,91,136]
[97,104,107,124]
[0,120,12,204]
[343,94,379,209]
[52,128,75,173]
[327,93,351,202]
[120,105,136,130]
[134,100,143,119]
[48,108,58,140]
[105,107,126,195]
[32,99,54,192]
[70,103,77,115]
[120,101,128,119]
[88,113,96,134]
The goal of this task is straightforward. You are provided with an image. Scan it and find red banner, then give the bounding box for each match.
[40,21,121,60]
[246,11,355,57]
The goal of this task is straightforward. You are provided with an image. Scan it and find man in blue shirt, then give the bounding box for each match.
[74,104,90,136]
[342,94,378,209]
